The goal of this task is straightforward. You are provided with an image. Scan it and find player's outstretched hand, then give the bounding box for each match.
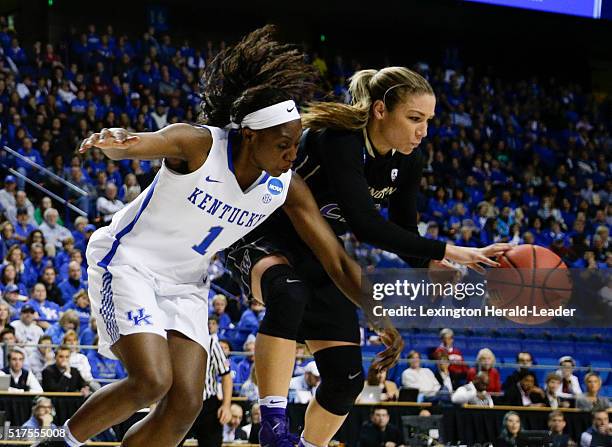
[79,127,140,154]
[445,243,512,268]
[372,326,404,371]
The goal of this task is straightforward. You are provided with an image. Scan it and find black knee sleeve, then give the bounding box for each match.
[258,264,310,340]
[314,345,363,416]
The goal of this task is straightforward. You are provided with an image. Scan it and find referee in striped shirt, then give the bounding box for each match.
[187,316,233,447]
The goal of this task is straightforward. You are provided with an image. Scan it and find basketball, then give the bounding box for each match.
[487,245,573,324]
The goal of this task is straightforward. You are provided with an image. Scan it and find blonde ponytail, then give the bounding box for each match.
[301,66,433,132]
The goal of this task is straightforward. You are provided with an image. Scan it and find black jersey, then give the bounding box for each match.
[294,128,446,266]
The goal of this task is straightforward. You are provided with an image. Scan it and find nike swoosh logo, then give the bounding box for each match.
[268,400,284,405]
[287,107,295,113]
[286,279,301,283]
[205,176,222,183]
[348,372,361,380]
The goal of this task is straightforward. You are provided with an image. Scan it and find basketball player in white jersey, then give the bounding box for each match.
[59,27,402,447]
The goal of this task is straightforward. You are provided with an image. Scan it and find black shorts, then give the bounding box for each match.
[225,213,360,344]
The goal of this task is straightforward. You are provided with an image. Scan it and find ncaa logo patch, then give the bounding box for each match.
[267,178,284,195]
[391,168,398,182]
[262,193,272,203]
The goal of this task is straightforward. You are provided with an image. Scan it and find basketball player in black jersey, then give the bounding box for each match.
[226,66,511,447]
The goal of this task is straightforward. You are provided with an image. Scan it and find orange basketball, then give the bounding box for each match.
[487,244,573,324]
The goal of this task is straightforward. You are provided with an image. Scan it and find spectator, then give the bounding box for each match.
[1,222,20,253]
[235,299,264,338]
[289,361,320,404]
[433,352,455,394]
[496,411,522,447]
[451,371,493,407]
[359,406,405,447]
[222,403,248,442]
[5,244,26,278]
[28,335,55,381]
[120,173,141,203]
[66,166,97,215]
[58,248,87,282]
[13,208,37,242]
[58,261,88,306]
[211,294,232,330]
[0,175,17,218]
[358,365,399,403]
[1,263,27,297]
[1,283,26,315]
[240,362,259,402]
[39,208,72,251]
[504,370,546,407]
[96,182,124,223]
[86,336,126,382]
[433,328,468,383]
[580,410,612,447]
[54,237,75,272]
[242,403,261,444]
[40,266,64,306]
[21,397,57,430]
[27,282,61,329]
[24,230,47,258]
[575,373,611,411]
[22,243,50,288]
[71,216,90,253]
[45,309,80,344]
[502,351,539,392]
[0,302,10,330]
[547,410,575,447]
[41,345,90,395]
[544,373,571,409]
[556,356,582,398]
[466,348,501,392]
[1,347,42,392]
[33,198,63,228]
[8,192,35,226]
[61,289,91,329]
[208,315,219,338]
[401,350,440,398]
[62,329,99,391]
[10,304,43,357]
[79,316,97,351]
[235,335,255,386]
[293,343,309,377]
[0,328,19,368]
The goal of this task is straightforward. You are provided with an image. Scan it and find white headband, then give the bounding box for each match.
[229,100,300,130]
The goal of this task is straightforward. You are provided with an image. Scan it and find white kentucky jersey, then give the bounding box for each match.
[88,125,292,285]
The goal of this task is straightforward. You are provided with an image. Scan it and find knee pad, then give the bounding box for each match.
[314,345,363,416]
[258,264,310,340]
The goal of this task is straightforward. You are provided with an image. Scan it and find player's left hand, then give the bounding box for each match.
[372,326,404,371]
[217,403,232,424]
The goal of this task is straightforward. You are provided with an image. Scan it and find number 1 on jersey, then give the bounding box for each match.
[192,226,223,256]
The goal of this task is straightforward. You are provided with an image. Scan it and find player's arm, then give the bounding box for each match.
[319,134,509,267]
[79,123,212,172]
[282,173,402,369]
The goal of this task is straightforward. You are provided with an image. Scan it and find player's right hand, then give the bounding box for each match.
[79,127,140,153]
[445,243,512,268]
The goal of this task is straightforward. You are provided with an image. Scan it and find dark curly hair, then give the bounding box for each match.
[198,25,318,127]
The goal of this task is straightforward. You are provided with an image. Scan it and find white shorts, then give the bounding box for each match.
[87,252,210,360]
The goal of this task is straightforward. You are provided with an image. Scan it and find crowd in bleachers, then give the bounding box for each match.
[0,16,610,443]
